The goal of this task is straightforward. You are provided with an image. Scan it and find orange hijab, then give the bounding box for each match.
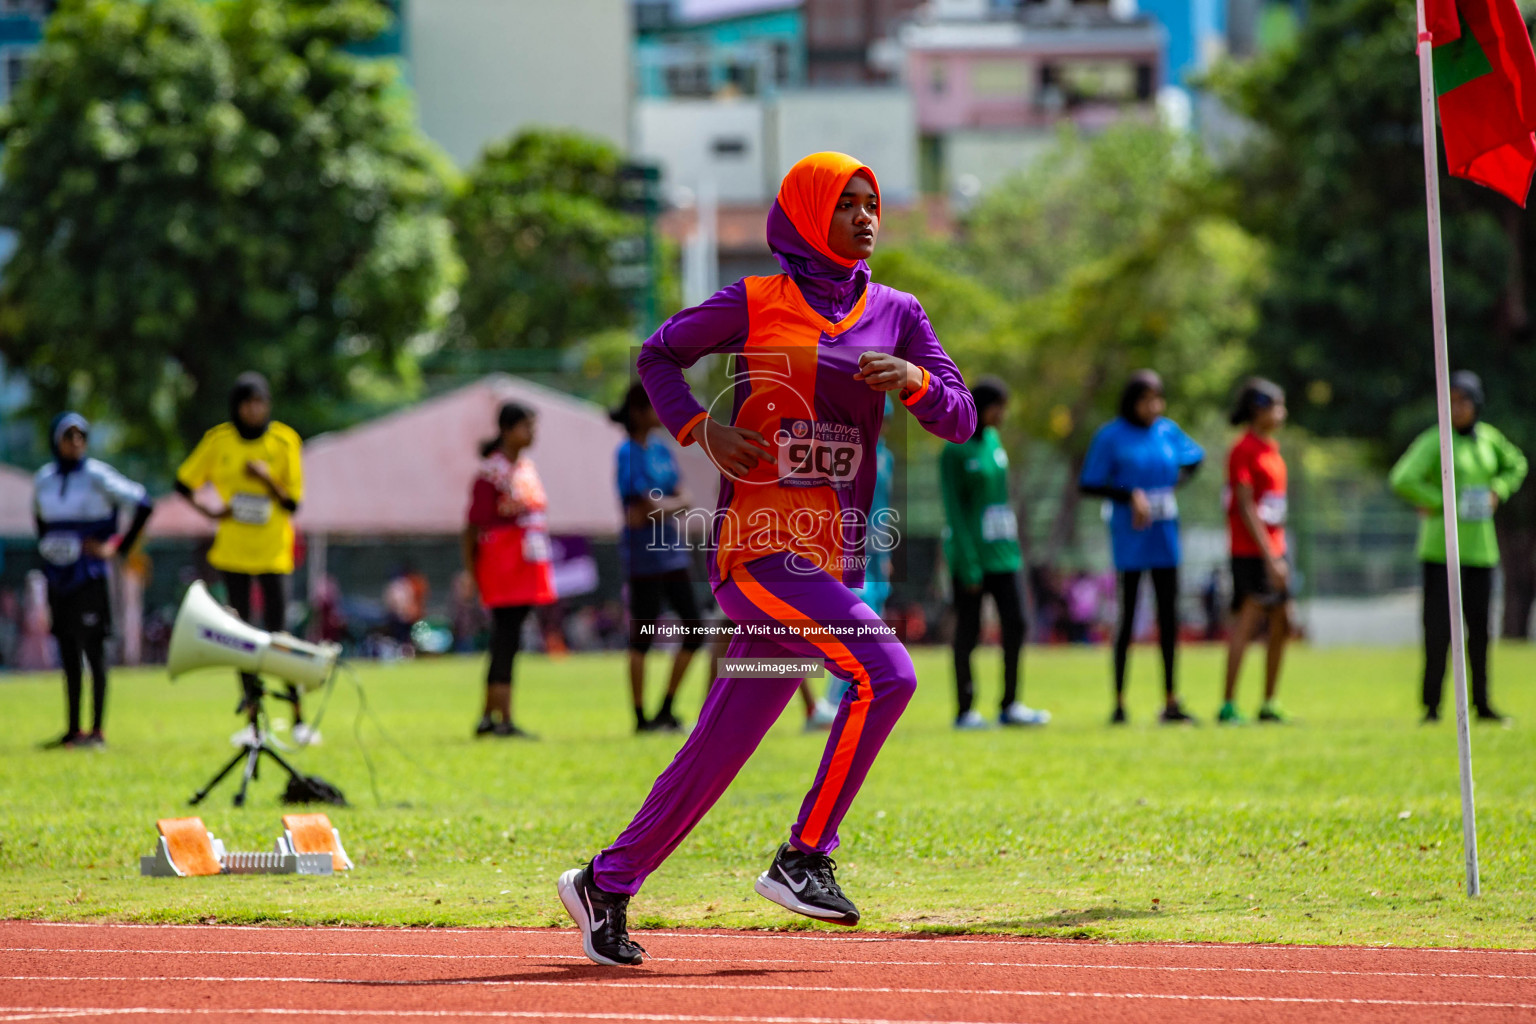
[774,152,881,270]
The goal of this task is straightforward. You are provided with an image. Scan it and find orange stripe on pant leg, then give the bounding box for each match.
[735,565,870,849]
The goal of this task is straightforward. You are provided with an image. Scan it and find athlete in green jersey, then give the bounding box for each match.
[940,377,1047,729]
[1389,371,1527,722]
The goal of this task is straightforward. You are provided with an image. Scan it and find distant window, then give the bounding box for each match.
[970,59,1029,98]
[664,62,711,97]
[724,61,758,95]
[711,137,748,158]
[634,1,671,31]
[1057,59,1138,103]
[773,41,791,84]
[4,52,30,97]
[814,0,862,44]
[1136,62,1154,99]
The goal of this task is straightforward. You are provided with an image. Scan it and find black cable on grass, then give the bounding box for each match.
[337,661,521,811]
[339,662,384,807]
[306,662,341,734]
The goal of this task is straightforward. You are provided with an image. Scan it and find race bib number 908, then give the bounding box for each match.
[777,419,863,489]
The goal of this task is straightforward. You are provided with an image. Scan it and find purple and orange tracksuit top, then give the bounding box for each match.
[637,166,976,593]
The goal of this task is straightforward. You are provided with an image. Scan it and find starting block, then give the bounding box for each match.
[277,813,353,871]
[140,815,343,877]
[141,817,226,877]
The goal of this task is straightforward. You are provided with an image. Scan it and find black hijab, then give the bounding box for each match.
[230,372,272,440]
[1118,370,1164,426]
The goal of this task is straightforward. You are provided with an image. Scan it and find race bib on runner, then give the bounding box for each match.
[517,511,552,563]
[1144,487,1178,522]
[38,533,82,566]
[1458,486,1494,521]
[981,503,1018,542]
[1257,492,1288,527]
[522,529,551,564]
[229,492,274,526]
[777,418,863,489]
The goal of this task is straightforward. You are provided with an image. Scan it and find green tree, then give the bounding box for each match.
[1213,0,1536,634]
[898,124,1266,561]
[448,130,640,350]
[0,0,458,457]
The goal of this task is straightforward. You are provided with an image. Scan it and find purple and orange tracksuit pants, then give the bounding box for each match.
[591,551,915,896]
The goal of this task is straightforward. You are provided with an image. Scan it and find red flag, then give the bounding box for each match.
[1427,0,1536,205]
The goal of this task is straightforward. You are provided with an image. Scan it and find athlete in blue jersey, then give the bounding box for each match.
[612,383,705,733]
[1079,371,1203,725]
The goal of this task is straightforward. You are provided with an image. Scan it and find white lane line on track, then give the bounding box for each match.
[2,947,1531,982]
[3,1009,1022,1024]
[4,975,1534,1010]
[15,922,1535,957]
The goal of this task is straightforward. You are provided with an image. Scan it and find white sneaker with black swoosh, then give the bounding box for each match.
[753,841,860,925]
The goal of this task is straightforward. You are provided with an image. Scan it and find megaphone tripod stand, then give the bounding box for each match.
[190,682,306,808]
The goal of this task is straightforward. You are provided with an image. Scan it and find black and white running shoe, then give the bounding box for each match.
[557,862,646,966]
[753,842,860,926]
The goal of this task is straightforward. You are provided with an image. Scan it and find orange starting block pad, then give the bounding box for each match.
[140,816,339,877]
[277,813,353,871]
[144,817,224,877]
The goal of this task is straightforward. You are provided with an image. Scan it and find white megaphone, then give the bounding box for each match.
[167,580,341,691]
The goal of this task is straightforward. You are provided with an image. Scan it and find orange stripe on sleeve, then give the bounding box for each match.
[734,564,871,848]
[900,366,931,407]
[676,411,709,446]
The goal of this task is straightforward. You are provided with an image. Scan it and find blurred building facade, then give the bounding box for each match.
[409,0,631,165]
[635,0,805,98]
[803,0,926,83]
[634,89,917,205]
[897,0,1164,198]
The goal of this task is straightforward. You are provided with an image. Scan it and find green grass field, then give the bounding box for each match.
[1,643,1534,948]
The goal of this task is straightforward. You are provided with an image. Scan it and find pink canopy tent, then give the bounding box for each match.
[145,373,719,541]
[0,463,35,537]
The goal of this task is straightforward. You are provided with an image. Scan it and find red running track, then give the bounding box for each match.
[0,920,1533,1023]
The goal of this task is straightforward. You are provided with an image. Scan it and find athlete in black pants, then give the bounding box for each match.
[1078,370,1203,725]
[488,605,532,693]
[612,383,706,733]
[951,572,1027,719]
[34,412,153,749]
[52,590,109,743]
[1421,563,1493,716]
[222,571,302,727]
[627,570,705,731]
[1113,567,1180,711]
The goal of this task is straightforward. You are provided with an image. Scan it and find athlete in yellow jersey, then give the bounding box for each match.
[174,373,314,743]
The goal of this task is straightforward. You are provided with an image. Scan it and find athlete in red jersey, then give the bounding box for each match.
[1220,379,1292,724]
[464,402,555,739]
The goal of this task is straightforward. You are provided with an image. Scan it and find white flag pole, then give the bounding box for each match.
[1414,0,1480,897]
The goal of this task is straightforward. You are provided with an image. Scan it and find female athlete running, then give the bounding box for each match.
[558,152,976,965]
